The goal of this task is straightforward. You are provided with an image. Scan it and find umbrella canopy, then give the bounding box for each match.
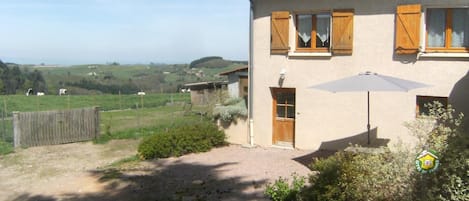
[310,71,430,144]
[312,71,430,92]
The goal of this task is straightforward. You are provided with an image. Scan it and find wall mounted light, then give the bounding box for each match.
[279,68,286,80]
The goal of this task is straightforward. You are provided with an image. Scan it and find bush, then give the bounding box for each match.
[213,97,247,122]
[407,102,469,201]
[137,121,226,160]
[301,152,345,201]
[265,173,306,201]
[302,147,414,201]
[300,102,468,201]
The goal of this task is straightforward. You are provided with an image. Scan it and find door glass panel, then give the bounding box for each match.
[277,93,295,104]
[277,93,287,104]
[276,105,285,118]
[286,106,295,118]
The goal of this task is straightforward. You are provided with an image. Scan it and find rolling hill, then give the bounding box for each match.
[28,57,246,95]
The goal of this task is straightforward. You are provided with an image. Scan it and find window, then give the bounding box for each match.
[271,10,353,56]
[296,13,331,52]
[416,96,448,116]
[426,8,469,52]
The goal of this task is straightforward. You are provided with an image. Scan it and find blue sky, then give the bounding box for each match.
[0,0,249,65]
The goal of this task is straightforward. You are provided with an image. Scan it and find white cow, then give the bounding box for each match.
[26,88,33,96]
[59,88,67,96]
[37,92,45,96]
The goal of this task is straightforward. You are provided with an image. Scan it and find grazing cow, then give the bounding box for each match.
[37,92,45,96]
[26,88,33,96]
[180,88,191,93]
[59,88,67,96]
[137,91,146,96]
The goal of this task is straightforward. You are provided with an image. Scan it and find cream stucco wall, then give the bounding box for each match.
[251,0,469,150]
[218,118,249,145]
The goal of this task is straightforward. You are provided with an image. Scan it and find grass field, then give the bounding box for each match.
[0,93,189,115]
[0,93,199,154]
[96,105,207,143]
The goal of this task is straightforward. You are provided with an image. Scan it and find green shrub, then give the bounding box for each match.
[303,147,414,201]
[265,173,306,201]
[407,102,469,201]
[301,152,346,201]
[137,121,226,160]
[300,102,468,201]
[213,97,247,122]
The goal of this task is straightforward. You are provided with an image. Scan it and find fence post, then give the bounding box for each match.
[12,111,20,147]
[94,107,100,139]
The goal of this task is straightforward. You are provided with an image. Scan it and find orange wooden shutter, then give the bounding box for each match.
[332,10,354,55]
[395,4,421,54]
[271,11,290,54]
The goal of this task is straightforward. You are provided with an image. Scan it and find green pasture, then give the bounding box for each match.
[0,96,206,154]
[0,93,189,115]
[97,105,206,143]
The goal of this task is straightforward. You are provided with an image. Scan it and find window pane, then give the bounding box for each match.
[286,106,295,118]
[451,8,469,47]
[277,106,285,118]
[277,93,286,104]
[277,92,295,104]
[427,9,446,47]
[316,13,330,48]
[298,15,312,48]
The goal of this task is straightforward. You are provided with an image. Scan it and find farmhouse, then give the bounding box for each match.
[246,0,469,150]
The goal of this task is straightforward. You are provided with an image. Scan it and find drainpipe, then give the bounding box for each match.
[248,0,255,147]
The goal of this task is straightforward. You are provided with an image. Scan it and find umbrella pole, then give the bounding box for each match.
[367,91,370,145]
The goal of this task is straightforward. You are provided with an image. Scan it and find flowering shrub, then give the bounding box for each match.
[212,97,247,122]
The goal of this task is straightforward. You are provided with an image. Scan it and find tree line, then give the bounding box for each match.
[0,60,47,95]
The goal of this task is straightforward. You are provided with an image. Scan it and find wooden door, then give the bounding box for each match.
[272,88,295,146]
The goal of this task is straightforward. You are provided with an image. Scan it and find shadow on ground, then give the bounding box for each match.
[11,160,268,201]
[293,127,390,167]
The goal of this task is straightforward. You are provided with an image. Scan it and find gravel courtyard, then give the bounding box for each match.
[0,140,314,201]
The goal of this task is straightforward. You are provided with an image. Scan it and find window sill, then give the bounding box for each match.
[418,52,469,58]
[288,52,332,57]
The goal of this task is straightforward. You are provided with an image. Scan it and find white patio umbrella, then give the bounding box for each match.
[309,71,430,144]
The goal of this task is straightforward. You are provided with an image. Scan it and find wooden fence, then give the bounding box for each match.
[13,107,100,147]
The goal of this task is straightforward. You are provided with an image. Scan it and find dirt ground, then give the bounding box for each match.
[0,140,314,201]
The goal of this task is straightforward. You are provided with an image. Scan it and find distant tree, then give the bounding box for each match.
[28,70,47,93]
[189,56,223,68]
[0,60,45,94]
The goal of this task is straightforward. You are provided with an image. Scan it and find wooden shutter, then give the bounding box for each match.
[332,10,354,55]
[395,4,421,54]
[271,11,290,54]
